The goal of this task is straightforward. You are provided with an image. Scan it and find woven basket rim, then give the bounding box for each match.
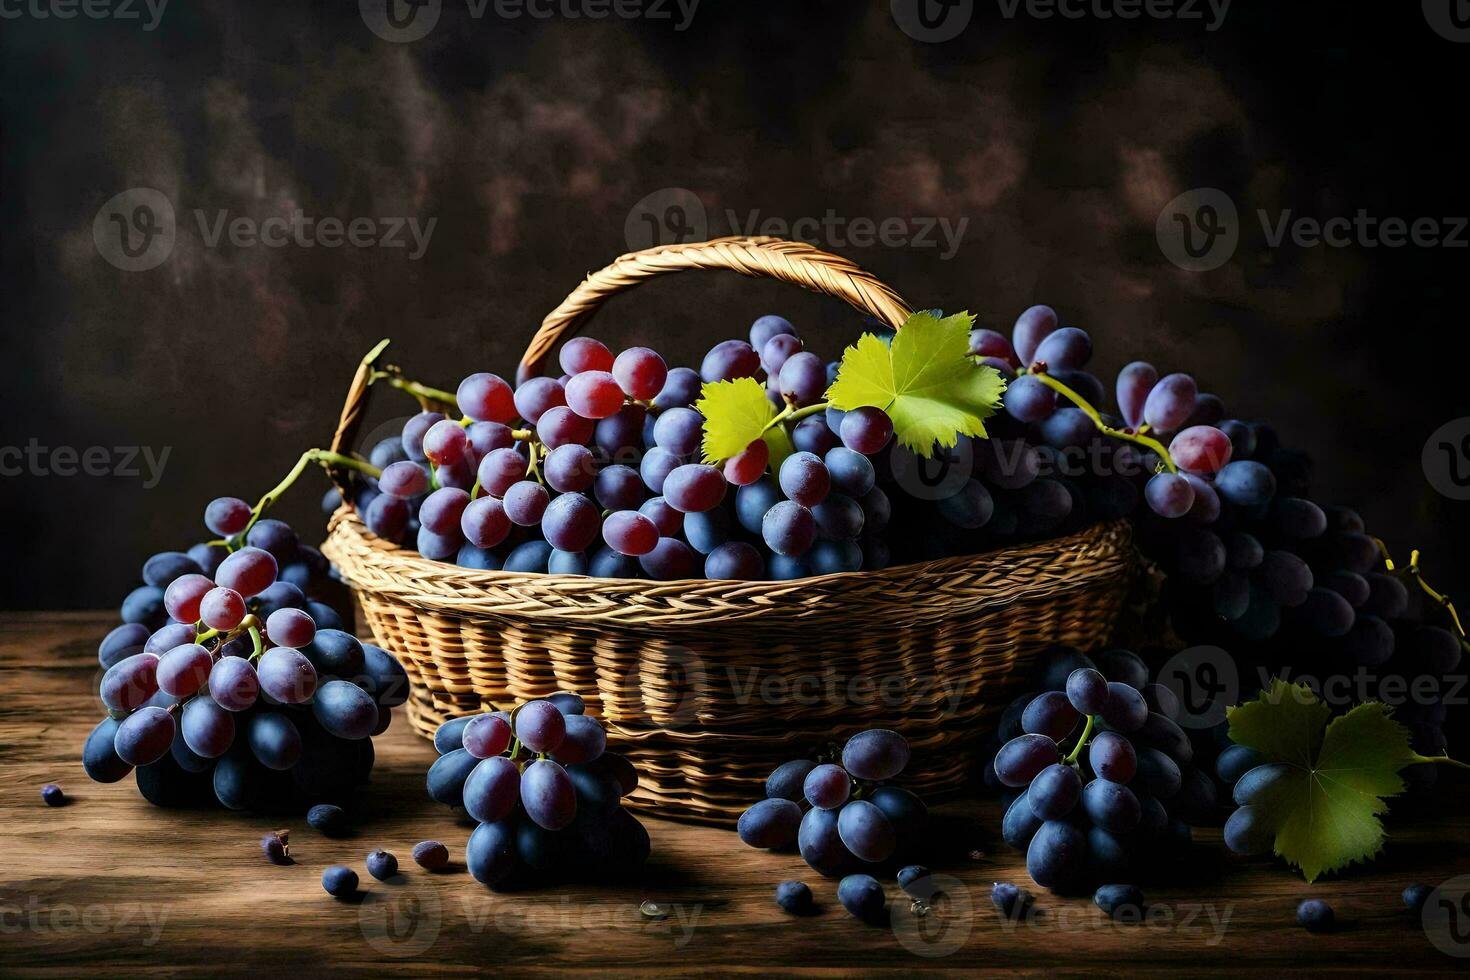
[322,505,1134,627]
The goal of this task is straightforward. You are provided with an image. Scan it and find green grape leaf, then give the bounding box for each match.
[1227,679,1419,882]
[697,377,776,464]
[824,310,1006,457]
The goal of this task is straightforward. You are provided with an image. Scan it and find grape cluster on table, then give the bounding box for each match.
[87,502,408,813]
[427,694,650,889]
[985,647,1201,892]
[736,729,928,917]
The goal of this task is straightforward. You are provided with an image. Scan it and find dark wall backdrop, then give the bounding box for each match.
[2,1,1467,609]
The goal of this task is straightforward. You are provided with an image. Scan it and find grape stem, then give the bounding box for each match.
[1373,539,1470,655]
[1411,753,1470,771]
[1020,367,1179,474]
[1062,713,1096,766]
[248,625,264,660]
[241,449,383,539]
[761,401,829,436]
[368,369,459,411]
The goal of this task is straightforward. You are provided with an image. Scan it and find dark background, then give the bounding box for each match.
[2,1,1467,609]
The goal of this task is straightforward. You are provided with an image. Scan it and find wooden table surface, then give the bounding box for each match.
[3,611,1468,977]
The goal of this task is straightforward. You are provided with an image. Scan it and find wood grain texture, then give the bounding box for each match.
[2,611,1468,977]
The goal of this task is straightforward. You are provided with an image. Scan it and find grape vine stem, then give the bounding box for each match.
[761,401,829,436]
[1062,714,1095,766]
[1373,539,1470,655]
[242,449,383,539]
[1021,368,1179,474]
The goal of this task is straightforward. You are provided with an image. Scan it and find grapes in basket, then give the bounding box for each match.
[426,694,650,889]
[736,729,927,880]
[87,497,408,815]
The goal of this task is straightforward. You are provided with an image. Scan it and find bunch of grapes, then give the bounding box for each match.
[87,499,409,812]
[736,730,928,880]
[987,303,1460,797]
[425,694,650,889]
[985,647,1205,892]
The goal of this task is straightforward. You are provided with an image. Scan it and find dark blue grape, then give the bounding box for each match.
[427,747,479,808]
[837,874,886,922]
[1094,883,1145,919]
[798,805,856,878]
[1026,820,1086,889]
[1081,778,1141,833]
[307,803,349,836]
[775,880,814,915]
[765,759,817,802]
[1002,790,1043,850]
[322,865,358,898]
[1297,899,1334,932]
[366,849,399,881]
[1028,763,1082,820]
[836,799,896,862]
[312,680,379,740]
[738,798,802,849]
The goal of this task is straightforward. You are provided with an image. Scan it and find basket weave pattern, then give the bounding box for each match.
[321,237,1138,824]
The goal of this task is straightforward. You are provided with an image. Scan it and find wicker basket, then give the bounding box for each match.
[322,236,1137,825]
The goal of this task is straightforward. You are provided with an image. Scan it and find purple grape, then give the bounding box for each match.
[653,366,702,410]
[778,452,830,508]
[1033,326,1092,370]
[1003,375,1056,423]
[1088,731,1137,782]
[841,729,910,781]
[544,443,596,492]
[1021,691,1080,742]
[1145,472,1195,519]
[639,446,683,494]
[1065,667,1109,714]
[461,496,511,549]
[210,656,259,712]
[837,800,896,863]
[1142,373,1198,432]
[521,759,577,830]
[700,340,761,383]
[463,755,521,824]
[101,653,160,713]
[778,352,828,406]
[513,377,566,424]
[652,407,704,457]
[994,733,1059,787]
[1012,304,1058,365]
[114,706,175,766]
[503,481,550,526]
[204,496,252,536]
[542,493,601,552]
[516,700,567,753]
[761,500,816,556]
[594,465,646,511]
[803,763,851,809]
[380,460,430,499]
[462,713,512,759]
[638,537,700,580]
[663,464,727,514]
[257,648,318,705]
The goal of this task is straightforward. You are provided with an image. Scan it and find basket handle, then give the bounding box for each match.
[516,236,913,383]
